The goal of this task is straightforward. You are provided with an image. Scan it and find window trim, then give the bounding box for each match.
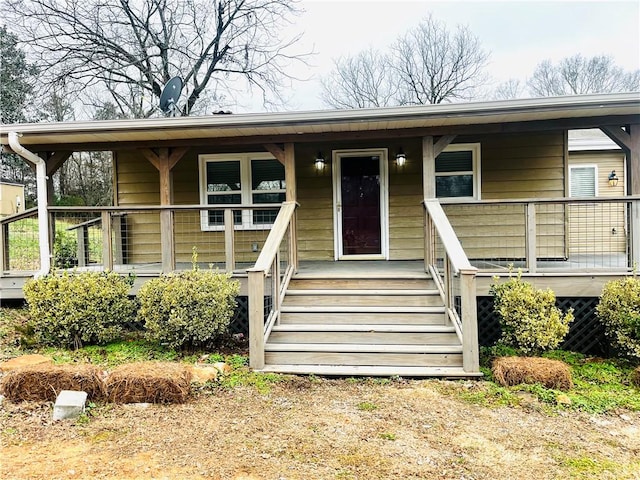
[198,152,284,231]
[569,164,598,198]
[434,143,481,202]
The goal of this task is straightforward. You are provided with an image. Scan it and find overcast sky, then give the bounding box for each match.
[232,0,640,113]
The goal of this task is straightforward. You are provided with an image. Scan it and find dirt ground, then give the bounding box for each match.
[1,378,639,480]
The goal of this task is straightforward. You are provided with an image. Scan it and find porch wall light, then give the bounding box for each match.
[395,148,406,167]
[608,170,619,187]
[314,151,326,171]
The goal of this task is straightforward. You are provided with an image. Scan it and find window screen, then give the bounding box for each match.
[570,166,596,197]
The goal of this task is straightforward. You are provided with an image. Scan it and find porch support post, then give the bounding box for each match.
[0,222,8,273]
[248,270,265,370]
[423,135,456,199]
[141,147,188,273]
[422,136,435,199]
[460,268,479,374]
[224,209,235,272]
[284,143,298,270]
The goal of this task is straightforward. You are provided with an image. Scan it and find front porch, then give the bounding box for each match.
[2,197,637,376]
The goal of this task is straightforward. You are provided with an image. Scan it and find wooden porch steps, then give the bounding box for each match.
[262,274,467,377]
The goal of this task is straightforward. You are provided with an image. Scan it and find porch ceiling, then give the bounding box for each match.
[1,92,639,150]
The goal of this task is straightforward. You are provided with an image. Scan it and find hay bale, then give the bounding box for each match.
[492,356,573,390]
[0,364,106,402]
[105,362,192,404]
[632,366,640,388]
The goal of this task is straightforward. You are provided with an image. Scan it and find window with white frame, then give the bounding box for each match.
[569,165,597,197]
[199,153,285,230]
[435,143,481,200]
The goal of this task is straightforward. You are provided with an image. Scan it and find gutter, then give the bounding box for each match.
[8,132,51,278]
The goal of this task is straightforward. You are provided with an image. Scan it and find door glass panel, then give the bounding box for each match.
[341,155,381,255]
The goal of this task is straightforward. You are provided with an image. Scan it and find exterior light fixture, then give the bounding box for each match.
[315,151,326,170]
[608,170,619,187]
[396,148,406,167]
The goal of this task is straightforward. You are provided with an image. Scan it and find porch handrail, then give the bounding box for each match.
[447,195,640,206]
[1,207,40,274]
[423,199,479,374]
[247,201,298,370]
[0,207,38,225]
[47,203,284,212]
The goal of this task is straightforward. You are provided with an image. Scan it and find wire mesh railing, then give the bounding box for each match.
[1,204,288,276]
[443,197,636,272]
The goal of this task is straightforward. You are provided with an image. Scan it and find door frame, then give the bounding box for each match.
[332,148,389,260]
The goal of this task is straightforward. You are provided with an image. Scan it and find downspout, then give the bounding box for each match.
[8,132,51,278]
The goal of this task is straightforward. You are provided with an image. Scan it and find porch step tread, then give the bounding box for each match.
[271,324,455,333]
[286,289,439,296]
[293,272,430,280]
[259,364,481,377]
[264,343,462,354]
[280,305,446,313]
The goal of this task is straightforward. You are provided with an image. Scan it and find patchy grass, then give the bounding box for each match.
[357,402,378,411]
[460,346,640,414]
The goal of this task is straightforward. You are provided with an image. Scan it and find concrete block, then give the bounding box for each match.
[53,390,88,420]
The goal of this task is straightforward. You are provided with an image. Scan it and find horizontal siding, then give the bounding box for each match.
[568,152,626,255]
[115,133,569,264]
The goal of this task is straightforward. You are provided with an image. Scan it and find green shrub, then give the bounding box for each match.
[53,229,78,268]
[490,271,574,354]
[137,270,239,349]
[23,271,135,349]
[596,277,640,359]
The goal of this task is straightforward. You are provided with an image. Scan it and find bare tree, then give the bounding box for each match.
[321,48,398,109]
[5,0,308,117]
[493,78,525,100]
[391,14,489,104]
[321,14,489,108]
[528,54,640,97]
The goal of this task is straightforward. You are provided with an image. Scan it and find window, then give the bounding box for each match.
[569,165,597,197]
[199,153,285,230]
[435,143,481,200]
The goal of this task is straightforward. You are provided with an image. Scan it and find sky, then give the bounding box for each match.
[232,0,640,113]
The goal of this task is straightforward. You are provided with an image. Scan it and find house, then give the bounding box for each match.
[0,182,25,217]
[1,93,639,376]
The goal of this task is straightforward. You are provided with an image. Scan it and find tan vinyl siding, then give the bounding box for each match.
[568,152,626,255]
[295,145,336,261]
[115,130,568,264]
[445,132,566,260]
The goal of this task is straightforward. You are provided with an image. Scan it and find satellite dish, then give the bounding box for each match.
[159,76,183,116]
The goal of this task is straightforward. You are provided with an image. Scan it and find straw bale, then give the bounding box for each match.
[632,366,640,388]
[105,362,192,404]
[492,356,573,390]
[0,364,106,402]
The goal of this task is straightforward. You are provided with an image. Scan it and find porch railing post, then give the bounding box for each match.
[273,252,281,325]
[525,202,537,273]
[76,225,89,267]
[424,209,434,271]
[160,209,175,273]
[460,268,479,374]
[112,214,124,266]
[248,269,265,370]
[101,211,113,270]
[631,200,640,269]
[0,222,8,273]
[289,210,298,271]
[224,209,235,272]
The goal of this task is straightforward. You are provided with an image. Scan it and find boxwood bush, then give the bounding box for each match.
[137,270,240,349]
[490,271,574,354]
[596,277,640,359]
[23,271,135,349]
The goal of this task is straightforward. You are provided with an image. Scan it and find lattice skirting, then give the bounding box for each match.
[478,296,610,356]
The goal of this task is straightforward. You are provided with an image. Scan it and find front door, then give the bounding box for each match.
[333,149,388,259]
